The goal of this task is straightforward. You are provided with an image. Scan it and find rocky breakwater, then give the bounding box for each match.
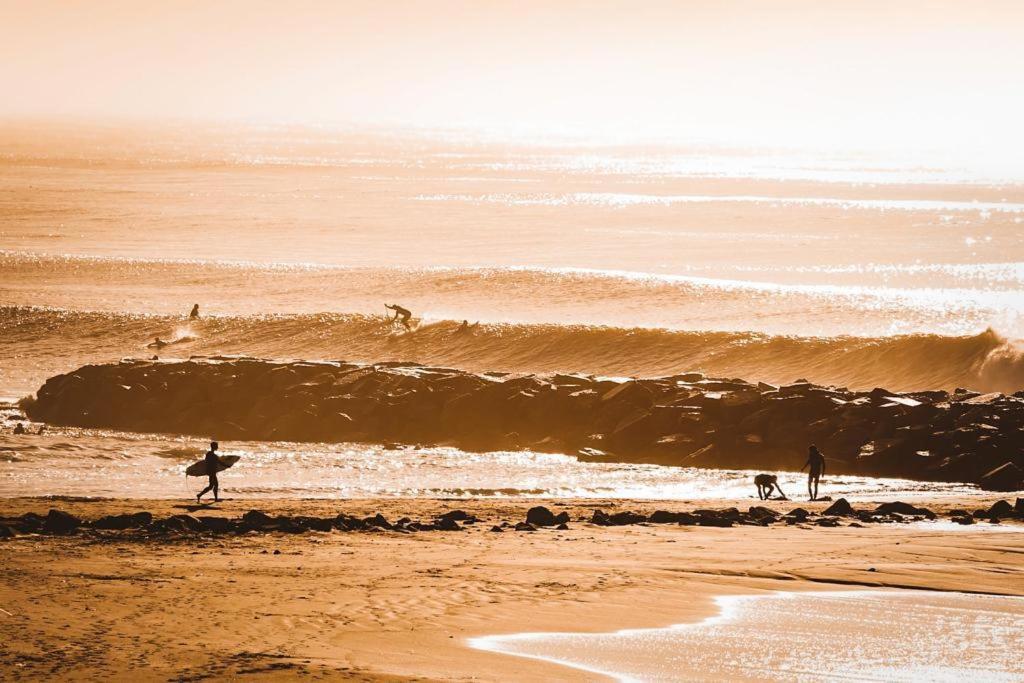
[23,356,1024,490]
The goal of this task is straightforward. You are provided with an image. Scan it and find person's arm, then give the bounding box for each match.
[800,459,808,471]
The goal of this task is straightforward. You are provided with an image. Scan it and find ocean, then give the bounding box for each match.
[2,122,1023,498]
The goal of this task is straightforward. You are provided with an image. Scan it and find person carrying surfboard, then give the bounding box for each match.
[385,303,413,331]
[196,441,225,503]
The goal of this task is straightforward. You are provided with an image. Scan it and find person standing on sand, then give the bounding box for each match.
[197,441,224,503]
[189,303,200,319]
[385,303,413,331]
[802,445,826,501]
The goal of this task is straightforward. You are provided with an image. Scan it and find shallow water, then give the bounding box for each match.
[0,427,983,501]
[470,590,1024,682]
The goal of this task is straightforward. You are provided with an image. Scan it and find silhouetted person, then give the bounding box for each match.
[455,320,479,335]
[189,304,200,319]
[754,473,786,500]
[13,422,25,435]
[802,445,826,501]
[197,441,224,503]
[385,304,413,331]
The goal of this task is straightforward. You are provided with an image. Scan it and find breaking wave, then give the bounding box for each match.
[3,306,1023,395]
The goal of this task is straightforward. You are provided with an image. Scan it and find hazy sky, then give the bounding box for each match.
[1,1,1022,163]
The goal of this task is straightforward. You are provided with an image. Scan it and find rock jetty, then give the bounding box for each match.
[23,357,1024,490]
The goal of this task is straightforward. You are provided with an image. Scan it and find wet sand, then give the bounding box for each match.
[1,496,1023,681]
[472,590,1024,681]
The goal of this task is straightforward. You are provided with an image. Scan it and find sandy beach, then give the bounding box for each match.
[2,495,1022,681]
[4,4,1024,679]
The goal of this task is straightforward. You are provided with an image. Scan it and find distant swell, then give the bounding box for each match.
[3,307,1024,395]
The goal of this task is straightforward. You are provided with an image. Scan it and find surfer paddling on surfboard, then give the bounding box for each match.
[385,303,413,331]
[196,441,225,503]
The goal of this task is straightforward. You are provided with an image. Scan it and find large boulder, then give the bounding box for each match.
[979,463,1024,492]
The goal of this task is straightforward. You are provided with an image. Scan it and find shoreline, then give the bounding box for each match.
[2,495,1022,680]
[470,589,1024,682]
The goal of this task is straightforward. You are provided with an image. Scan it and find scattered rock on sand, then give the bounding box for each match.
[43,509,81,534]
[822,498,856,517]
[985,500,1014,519]
[525,506,569,527]
[874,502,935,520]
[435,517,462,531]
[93,512,153,530]
[242,510,275,528]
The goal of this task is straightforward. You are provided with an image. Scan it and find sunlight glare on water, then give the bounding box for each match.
[470,591,1024,682]
[0,432,982,500]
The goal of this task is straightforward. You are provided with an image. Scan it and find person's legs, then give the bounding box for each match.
[807,473,813,500]
[813,473,820,501]
[198,473,218,502]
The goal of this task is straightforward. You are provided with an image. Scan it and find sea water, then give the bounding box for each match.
[470,590,1024,682]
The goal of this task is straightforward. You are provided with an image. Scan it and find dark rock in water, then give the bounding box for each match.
[986,500,1014,518]
[438,510,472,522]
[816,518,840,527]
[1017,498,1024,514]
[43,509,81,534]
[241,510,275,528]
[0,524,17,538]
[979,463,1024,492]
[873,502,935,519]
[822,498,856,517]
[489,525,503,532]
[93,511,153,530]
[514,522,536,532]
[556,522,569,530]
[27,357,1024,489]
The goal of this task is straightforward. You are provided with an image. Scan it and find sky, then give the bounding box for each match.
[1,0,1023,166]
